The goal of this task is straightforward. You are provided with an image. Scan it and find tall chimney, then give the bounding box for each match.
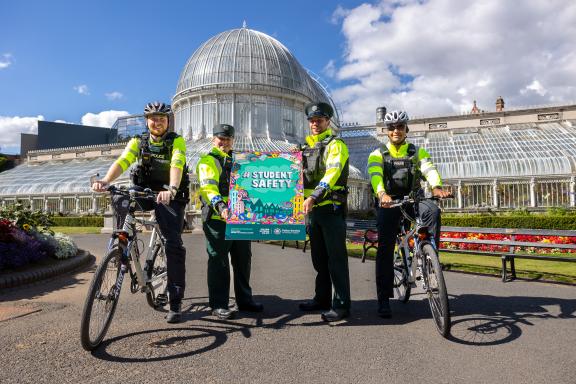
[496,96,505,112]
[376,107,387,123]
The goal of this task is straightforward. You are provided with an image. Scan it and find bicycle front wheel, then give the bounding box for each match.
[145,243,168,311]
[393,244,411,303]
[80,247,123,350]
[421,243,451,337]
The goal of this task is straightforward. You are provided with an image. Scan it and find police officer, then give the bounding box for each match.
[92,101,189,323]
[367,110,452,318]
[299,102,351,322]
[197,124,263,320]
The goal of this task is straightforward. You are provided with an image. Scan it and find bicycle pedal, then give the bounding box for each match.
[155,293,168,307]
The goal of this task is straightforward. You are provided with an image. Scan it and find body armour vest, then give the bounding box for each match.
[208,152,233,197]
[380,143,420,198]
[130,132,190,198]
[302,135,349,190]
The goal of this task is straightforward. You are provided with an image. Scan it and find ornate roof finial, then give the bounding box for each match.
[470,100,480,114]
[242,20,247,29]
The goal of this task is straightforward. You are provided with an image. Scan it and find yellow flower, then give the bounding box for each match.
[22,223,31,231]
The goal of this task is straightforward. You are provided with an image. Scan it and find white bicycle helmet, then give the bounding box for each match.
[383,110,409,126]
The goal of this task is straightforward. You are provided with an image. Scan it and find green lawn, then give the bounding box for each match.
[52,226,102,234]
[344,242,576,284]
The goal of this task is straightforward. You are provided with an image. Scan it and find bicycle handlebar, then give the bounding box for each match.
[387,195,453,208]
[107,186,177,217]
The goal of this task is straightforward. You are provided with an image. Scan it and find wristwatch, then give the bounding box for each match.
[168,185,178,197]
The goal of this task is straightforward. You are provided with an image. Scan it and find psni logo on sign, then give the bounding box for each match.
[273,228,281,235]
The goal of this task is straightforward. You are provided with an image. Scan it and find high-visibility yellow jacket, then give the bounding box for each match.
[197,146,231,221]
[368,141,442,197]
[115,135,187,173]
[303,129,349,206]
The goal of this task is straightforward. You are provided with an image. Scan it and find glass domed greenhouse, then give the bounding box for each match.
[0,26,371,213]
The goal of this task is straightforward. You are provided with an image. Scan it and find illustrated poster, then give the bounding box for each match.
[225,151,305,240]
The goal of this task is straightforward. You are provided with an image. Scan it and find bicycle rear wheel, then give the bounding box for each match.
[80,247,123,350]
[145,243,169,311]
[393,244,411,303]
[421,243,451,337]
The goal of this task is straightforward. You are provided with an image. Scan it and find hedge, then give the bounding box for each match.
[442,215,576,230]
[51,216,104,227]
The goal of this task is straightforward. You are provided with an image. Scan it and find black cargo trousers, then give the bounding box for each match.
[112,192,187,305]
[376,199,441,301]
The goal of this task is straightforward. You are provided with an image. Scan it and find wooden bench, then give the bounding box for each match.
[360,222,576,282]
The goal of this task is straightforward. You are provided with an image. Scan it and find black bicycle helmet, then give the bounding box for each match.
[144,101,171,116]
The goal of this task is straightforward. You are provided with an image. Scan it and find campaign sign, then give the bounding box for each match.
[225,151,306,240]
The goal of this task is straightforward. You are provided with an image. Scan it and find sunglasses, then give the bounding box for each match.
[387,124,407,131]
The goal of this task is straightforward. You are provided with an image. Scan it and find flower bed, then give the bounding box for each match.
[348,227,576,255]
[0,204,78,271]
[440,232,576,254]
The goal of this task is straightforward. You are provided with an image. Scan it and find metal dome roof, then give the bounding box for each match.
[174,27,336,114]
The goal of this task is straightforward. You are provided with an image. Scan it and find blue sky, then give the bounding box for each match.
[0,0,357,122]
[2,0,576,154]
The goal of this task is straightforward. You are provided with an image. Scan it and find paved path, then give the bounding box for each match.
[0,233,575,384]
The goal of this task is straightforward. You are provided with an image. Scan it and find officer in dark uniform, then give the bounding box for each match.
[93,102,189,323]
[197,124,263,320]
[299,102,352,322]
[368,110,452,318]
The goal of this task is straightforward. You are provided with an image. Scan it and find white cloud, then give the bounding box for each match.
[73,84,90,95]
[81,110,129,128]
[521,80,548,97]
[0,53,13,69]
[331,0,576,122]
[105,91,124,100]
[0,115,44,153]
[323,60,336,78]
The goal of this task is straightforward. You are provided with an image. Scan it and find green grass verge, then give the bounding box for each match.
[51,226,102,234]
[438,252,576,284]
[279,241,576,284]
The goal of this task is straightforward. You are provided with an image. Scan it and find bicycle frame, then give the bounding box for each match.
[394,197,437,287]
[80,184,173,350]
[106,190,167,299]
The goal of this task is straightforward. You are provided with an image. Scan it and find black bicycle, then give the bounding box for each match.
[390,196,451,337]
[80,186,175,351]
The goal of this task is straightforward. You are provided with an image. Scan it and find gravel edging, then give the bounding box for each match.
[0,250,93,290]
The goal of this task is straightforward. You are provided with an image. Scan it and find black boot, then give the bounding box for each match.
[321,308,350,322]
[378,299,392,318]
[166,302,182,324]
[299,300,330,311]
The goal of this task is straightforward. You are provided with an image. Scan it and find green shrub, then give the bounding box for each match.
[51,216,104,227]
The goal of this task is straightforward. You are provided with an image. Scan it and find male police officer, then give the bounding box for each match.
[197,124,263,320]
[92,101,189,323]
[367,110,451,318]
[299,102,351,322]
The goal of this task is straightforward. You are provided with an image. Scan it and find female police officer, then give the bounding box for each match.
[197,124,263,320]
